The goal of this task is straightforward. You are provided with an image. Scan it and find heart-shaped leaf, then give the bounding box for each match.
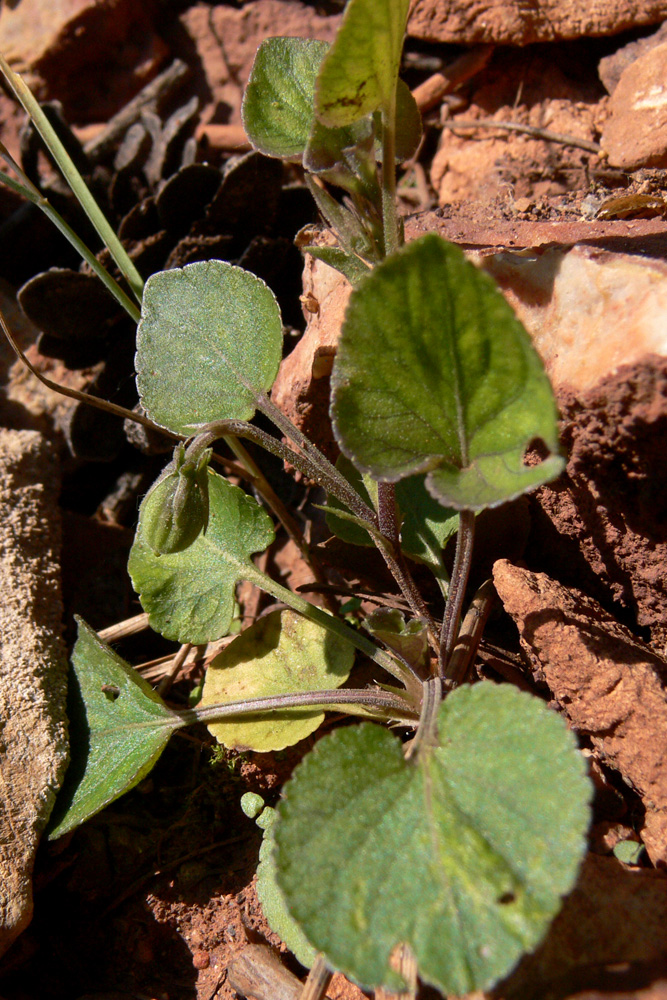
[331,235,565,510]
[48,618,178,839]
[274,682,591,995]
[136,260,283,435]
[314,0,411,126]
[201,609,354,752]
[128,471,275,644]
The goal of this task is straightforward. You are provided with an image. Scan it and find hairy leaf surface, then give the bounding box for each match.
[128,472,275,644]
[242,37,330,159]
[331,235,565,509]
[275,683,591,994]
[48,619,177,839]
[136,260,282,434]
[202,609,354,751]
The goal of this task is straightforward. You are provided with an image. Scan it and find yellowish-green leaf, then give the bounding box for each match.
[201,609,354,751]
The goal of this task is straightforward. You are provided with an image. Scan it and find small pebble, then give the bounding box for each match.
[192,949,210,970]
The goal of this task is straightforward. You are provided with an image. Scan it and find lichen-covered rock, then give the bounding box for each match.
[0,430,68,956]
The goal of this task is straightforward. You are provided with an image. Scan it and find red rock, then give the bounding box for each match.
[408,0,667,44]
[601,42,667,168]
[0,0,167,122]
[180,1,339,128]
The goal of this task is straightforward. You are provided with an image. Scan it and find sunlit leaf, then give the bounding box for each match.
[331,235,565,510]
[136,260,283,435]
[128,471,275,644]
[275,683,591,994]
[242,37,330,160]
[250,799,317,968]
[314,0,411,126]
[48,619,177,839]
[201,609,354,752]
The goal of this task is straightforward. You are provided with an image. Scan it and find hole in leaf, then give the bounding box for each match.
[523,437,552,466]
[497,891,516,905]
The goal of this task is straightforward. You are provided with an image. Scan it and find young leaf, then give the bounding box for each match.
[201,609,354,752]
[303,245,372,286]
[48,618,178,839]
[274,683,591,995]
[128,471,275,644]
[364,608,429,674]
[326,455,458,573]
[331,235,565,510]
[242,37,329,160]
[314,0,411,126]
[136,260,283,435]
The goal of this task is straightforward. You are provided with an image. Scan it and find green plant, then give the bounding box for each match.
[1,1,591,995]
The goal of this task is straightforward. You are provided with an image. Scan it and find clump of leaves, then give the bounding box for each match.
[1,1,591,996]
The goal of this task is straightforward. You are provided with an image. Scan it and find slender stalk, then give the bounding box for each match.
[445,578,495,686]
[405,676,442,759]
[380,104,400,258]
[438,510,476,677]
[0,306,166,429]
[243,562,422,697]
[0,53,144,303]
[176,686,419,729]
[0,160,140,323]
[243,398,379,525]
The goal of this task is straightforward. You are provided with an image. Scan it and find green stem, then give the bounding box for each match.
[380,104,400,258]
[244,562,421,697]
[0,163,140,323]
[0,53,144,303]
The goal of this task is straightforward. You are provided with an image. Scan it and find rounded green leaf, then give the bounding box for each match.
[201,609,354,752]
[331,234,565,510]
[274,682,591,995]
[136,260,283,435]
[128,471,275,644]
[314,0,411,126]
[242,37,330,160]
[48,618,177,839]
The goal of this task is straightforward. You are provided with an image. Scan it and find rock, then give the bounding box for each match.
[477,245,667,394]
[271,239,351,463]
[601,42,667,169]
[599,20,667,94]
[0,429,68,956]
[408,0,667,44]
[179,1,339,129]
[530,356,667,656]
[493,559,667,865]
[499,853,667,998]
[0,0,167,123]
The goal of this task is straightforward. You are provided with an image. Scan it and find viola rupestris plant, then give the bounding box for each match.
[1,0,591,996]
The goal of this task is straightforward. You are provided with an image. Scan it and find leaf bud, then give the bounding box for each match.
[140,443,212,555]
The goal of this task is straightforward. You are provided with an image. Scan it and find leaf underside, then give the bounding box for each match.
[330,234,565,510]
[201,609,354,752]
[128,471,275,644]
[274,682,591,995]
